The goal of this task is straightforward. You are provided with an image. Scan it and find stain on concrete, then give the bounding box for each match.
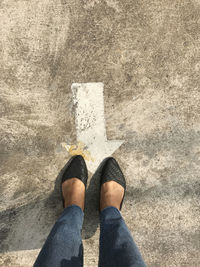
[61,141,95,161]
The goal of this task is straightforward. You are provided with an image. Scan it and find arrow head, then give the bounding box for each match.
[86,139,124,173]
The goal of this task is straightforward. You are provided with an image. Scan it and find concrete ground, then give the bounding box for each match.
[0,0,200,266]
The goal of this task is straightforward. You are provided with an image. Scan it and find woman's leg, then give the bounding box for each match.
[34,176,86,267]
[34,204,84,267]
[99,180,146,267]
[99,206,146,267]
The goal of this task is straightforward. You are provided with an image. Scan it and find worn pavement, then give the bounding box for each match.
[0,0,200,266]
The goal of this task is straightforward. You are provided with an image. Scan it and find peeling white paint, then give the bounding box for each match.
[71,82,124,173]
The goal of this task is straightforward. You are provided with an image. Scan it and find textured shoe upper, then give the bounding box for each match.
[100,157,126,190]
[61,155,88,187]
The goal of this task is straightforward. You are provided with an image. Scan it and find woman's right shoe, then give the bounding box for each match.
[99,157,126,211]
[61,155,88,207]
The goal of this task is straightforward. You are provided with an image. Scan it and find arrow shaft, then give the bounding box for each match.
[72,83,107,144]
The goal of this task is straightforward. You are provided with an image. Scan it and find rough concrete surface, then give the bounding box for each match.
[0,0,200,266]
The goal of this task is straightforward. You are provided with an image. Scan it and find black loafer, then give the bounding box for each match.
[61,155,88,207]
[99,157,126,211]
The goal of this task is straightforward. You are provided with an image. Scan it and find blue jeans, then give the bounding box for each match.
[34,205,146,267]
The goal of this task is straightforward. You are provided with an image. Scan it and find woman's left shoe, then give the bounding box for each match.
[98,157,126,211]
[61,155,88,207]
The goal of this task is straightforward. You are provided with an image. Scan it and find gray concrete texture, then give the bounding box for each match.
[0,0,200,266]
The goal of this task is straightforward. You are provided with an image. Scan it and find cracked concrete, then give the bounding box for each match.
[0,0,200,266]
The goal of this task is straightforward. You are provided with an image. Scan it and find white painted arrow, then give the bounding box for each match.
[70,82,124,173]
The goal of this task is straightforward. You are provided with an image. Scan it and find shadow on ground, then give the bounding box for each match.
[0,161,102,253]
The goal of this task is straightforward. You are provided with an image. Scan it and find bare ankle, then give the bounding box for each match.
[100,181,124,211]
[62,178,85,210]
